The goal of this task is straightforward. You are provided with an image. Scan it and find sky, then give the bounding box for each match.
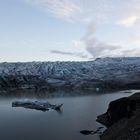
[0,0,140,62]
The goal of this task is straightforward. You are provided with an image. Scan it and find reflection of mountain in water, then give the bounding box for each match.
[0,89,101,98]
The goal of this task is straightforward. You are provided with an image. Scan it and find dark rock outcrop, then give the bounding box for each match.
[80,127,104,135]
[97,97,137,127]
[97,92,140,140]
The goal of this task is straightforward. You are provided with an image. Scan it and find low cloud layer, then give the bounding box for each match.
[81,21,121,58]
[51,50,89,59]
[85,41,120,58]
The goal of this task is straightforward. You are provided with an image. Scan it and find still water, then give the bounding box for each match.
[0,90,138,140]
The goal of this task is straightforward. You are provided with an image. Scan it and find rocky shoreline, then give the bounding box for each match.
[97,92,140,140]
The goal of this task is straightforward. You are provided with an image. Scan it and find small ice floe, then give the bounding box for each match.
[95,88,100,92]
[12,99,63,112]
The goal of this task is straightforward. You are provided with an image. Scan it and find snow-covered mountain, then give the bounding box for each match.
[0,57,140,91]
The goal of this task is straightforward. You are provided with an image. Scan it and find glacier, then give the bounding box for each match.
[0,57,140,91]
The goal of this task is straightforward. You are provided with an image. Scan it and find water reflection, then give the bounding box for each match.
[0,89,102,98]
[0,89,132,99]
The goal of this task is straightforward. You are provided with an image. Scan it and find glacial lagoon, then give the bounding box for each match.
[0,90,138,140]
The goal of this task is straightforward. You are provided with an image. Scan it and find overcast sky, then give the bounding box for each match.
[0,0,140,62]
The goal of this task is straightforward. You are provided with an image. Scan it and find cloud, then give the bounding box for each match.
[81,20,121,58]
[117,15,139,27]
[25,0,140,24]
[72,40,83,48]
[25,0,82,22]
[120,48,140,57]
[127,34,140,45]
[85,40,120,58]
[24,0,140,59]
[51,50,89,59]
